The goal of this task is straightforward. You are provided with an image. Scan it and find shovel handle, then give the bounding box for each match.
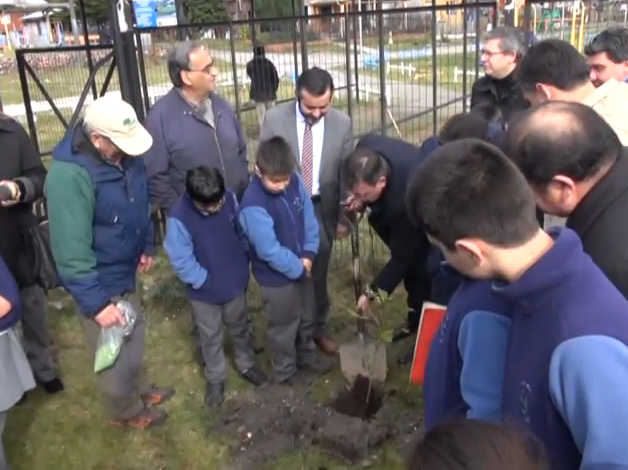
[357,317,366,334]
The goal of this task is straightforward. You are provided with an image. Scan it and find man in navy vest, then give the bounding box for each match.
[406,138,628,469]
[46,97,174,430]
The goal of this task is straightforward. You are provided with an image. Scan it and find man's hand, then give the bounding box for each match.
[342,194,363,213]
[0,180,20,207]
[94,304,126,329]
[336,223,350,239]
[302,258,313,273]
[357,294,371,316]
[137,254,153,274]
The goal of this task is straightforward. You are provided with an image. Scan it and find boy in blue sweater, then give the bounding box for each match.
[164,166,268,407]
[405,138,628,470]
[239,137,330,384]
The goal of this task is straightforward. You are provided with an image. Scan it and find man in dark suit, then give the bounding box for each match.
[342,133,432,362]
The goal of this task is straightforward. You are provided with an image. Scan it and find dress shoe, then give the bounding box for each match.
[39,377,64,394]
[298,354,331,375]
[241,365,268,387]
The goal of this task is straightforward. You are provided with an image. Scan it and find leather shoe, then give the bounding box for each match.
[39,377,64,394]
[314,335,338,355]
[241,365,268,387]
[205,382,225,408]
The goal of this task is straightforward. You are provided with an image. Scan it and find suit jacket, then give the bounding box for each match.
[259,101,353,235]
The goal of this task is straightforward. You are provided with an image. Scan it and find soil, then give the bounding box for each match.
[212,374,424,470]
[331,375,383,420]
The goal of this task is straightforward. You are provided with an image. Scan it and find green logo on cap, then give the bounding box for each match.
[123,117,137,128]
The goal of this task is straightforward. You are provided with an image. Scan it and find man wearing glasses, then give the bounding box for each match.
[471,26,530,120]
[143,42,260,363]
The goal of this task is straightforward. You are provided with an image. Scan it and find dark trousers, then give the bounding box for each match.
[309,201,333,338]
[261,279,317,382]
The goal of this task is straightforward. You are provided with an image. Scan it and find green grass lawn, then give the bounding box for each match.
[5,238,424,470]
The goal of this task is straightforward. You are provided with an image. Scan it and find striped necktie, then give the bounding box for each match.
[301,122,314,196]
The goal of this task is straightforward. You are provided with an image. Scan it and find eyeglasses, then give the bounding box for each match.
[186,63,215,74]
[481,49,506,57]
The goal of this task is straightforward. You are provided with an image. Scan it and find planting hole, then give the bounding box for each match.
[331,375,383,420]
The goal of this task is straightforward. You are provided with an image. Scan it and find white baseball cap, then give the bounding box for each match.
[83,96,153,156]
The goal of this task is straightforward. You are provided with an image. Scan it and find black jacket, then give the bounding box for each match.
[355,133,431,300]
[470,70,529,120]
[246,56,279,102]
[566,151,628,300]
[0,117,46,288]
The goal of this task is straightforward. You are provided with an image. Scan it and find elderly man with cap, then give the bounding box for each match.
[45,96,175,430]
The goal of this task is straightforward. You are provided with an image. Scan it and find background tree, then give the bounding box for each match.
[183,0,229,23]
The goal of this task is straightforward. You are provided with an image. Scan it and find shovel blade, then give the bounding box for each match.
[339,337,387,384]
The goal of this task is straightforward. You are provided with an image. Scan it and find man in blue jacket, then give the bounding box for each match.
[406,137,628,469]
[46,97,174,429]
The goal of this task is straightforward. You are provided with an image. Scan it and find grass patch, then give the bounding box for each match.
[5,239,424,469]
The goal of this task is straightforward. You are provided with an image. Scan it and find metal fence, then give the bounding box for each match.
[13,3,496,272]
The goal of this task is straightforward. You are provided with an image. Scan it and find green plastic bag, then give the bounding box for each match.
[94,300,138,373]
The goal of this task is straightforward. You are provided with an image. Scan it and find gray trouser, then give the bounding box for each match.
[261,279,317,382]
[309,202,334,338]
[190,294,255,384]
[0,411,8,470]
[20,285,56,382]
[255,100,275,128]
[77,292,148,421]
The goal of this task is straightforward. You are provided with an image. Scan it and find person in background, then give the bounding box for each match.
[239,137,329,385]
[517,38,628,145]
[0,113,62,398]
[503,101,628,300]
[342,134,432,365]
[46,96,174,429]
[0,254,36,470]
[246,45,280,129]
[259,68,354,356]
[143,41,260,361]
[164,166,268,408]
[408,421,549,470]
[406,137,628,469]
[585,27,628,87]
[471,26,529,120]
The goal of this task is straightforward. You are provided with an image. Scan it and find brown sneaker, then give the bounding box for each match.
[141,385,176,406]
[314,335,338,356]
[110,408,168,430]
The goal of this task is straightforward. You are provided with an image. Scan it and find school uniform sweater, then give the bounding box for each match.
[238,173,319,287]
[164,190,249,305]
[423,228,628,470]
[0,254,20,332]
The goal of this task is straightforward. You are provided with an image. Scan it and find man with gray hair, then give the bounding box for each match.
[471,26,530,120]
[144,42,249,209]
[143,42,261,364]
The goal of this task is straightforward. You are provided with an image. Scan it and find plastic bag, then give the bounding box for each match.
[94,300,138,373]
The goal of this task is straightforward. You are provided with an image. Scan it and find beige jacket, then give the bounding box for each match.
[582,79,628,145]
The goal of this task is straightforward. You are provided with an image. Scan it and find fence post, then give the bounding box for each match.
[15,51,40,155]
[344,3,353,120]
[229,23,242,122]
[462,1,469,112]
[292,0,301,78]
[431,0,438,134]
[300,0,309,71]
[78,0,97,100]
[377,1,387,135]
[352,0,361,103]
